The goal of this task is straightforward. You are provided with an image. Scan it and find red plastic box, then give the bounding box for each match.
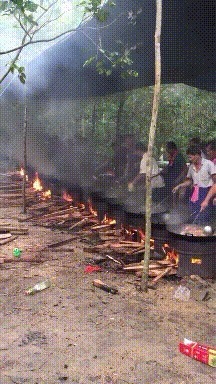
[179,339,216,367]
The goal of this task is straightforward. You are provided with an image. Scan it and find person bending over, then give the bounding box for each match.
[173,145,216,223]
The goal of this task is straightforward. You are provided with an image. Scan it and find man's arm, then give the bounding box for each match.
[200,183,216,211]
[172,178,193,193]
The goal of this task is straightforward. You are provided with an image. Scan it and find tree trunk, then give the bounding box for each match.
[22,103,27,214]
[141,0,162,292]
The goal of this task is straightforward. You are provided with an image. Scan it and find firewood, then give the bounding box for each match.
[156,259,175,265]
[93,279,118,294]
[91,224,114,231]
[47,236,77,248]
[135,267,177,278]
[0,193,23,198]
[0,235,18,245]
[123,264,144,271]
[0,233,12,239]
[106,255,124,266]
[30,207,75,219]
[49,247,74,252]
[119,240,144,246]
[123,261,175,272]
[69,218,89,230]
[0,226,29,235]
[148,266,173,286]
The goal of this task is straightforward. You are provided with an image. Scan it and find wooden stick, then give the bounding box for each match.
[0,226,29,235]
[47,237,77,248]
[69,218,88,230]
[149,267,173,286]
[0,235,18,245]
[93,279,118,294]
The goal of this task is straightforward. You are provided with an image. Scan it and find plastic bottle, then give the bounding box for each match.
[173,285,190,301]
[25,280,51,295]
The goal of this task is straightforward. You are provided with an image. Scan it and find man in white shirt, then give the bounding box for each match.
[128,146,164,191]
[173,145,216,223]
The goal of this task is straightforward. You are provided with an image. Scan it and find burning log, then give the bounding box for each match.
[91,224,115,231]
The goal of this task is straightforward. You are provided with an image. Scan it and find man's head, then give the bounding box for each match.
[135,142,147,155]
[188,137,201,146]
[166,141,178,157]
[206,139,216,161]
[186,145,202,164]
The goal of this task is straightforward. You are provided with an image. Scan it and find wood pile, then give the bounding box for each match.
[0,171,178,282]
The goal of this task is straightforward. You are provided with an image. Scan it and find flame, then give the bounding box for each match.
[20,167,24,176]
[42,189,51,199]
[62,190,73,202]
[87,199,98,217]
[101,213,116,225]
[162,243,179,264]
[33,172,43,191]
[20,167,28,181]
[121,225,154,245]
[78,203,85,211]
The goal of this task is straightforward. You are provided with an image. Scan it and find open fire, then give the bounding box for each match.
[31,172,51,200]
[62,190,73,202]
[101,213,116,226]
[162,243,179,265]
[20,167,28,181]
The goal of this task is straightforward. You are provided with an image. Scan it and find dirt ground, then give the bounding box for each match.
[0,205,215,384]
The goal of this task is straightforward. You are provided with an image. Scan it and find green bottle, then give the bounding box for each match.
[13,248,22,257]
[25,280,51,295]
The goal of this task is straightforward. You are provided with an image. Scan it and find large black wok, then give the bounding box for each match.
[166,223,216,240]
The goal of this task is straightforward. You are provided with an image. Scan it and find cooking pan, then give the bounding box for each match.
[166,223,216,240]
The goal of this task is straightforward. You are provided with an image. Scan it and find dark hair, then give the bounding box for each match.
[206,139,216,151]
[135,142,147,152]
[166,141,177,151]
[186,145,201,156]
[189,137,201,145]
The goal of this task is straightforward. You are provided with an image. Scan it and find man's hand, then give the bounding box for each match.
[200,200,208,212]
[172,185,180,194]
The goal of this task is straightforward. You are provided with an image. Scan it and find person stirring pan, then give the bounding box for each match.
[172,145,216,224]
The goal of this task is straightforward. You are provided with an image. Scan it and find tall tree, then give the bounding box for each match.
[141,0,162,292]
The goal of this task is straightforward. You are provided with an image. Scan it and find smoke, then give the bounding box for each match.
[162,206,190,226]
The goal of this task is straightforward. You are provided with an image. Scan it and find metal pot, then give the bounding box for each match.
[166,223,216,240]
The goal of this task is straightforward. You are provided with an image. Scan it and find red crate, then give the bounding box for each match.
[179,339,216,367]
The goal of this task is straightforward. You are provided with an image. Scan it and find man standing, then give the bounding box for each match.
[161,141,187,194]
[173,146,216,223]
[205,139,216,165]
[128,144,165,194]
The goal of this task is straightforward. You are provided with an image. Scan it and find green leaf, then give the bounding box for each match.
[19,74,26,84]
[95,9,109,22]
[83,55,96,67]
[24,1,38,12]
[0,1,8,11]
[18,66,25,73]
